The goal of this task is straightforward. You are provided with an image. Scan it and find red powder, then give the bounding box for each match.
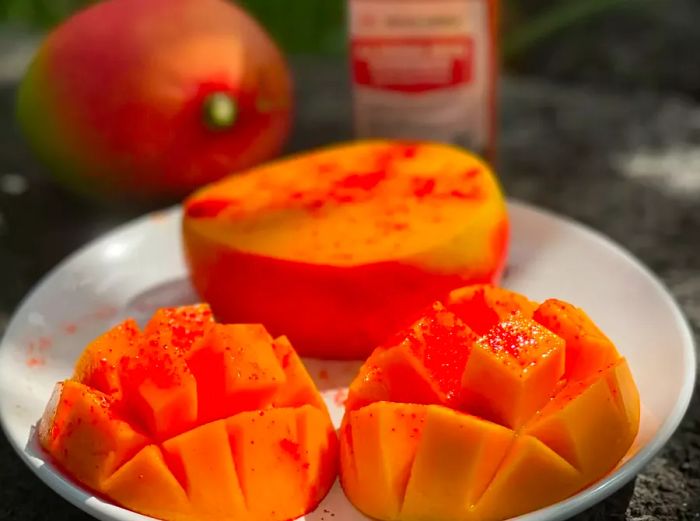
[317,163,335,173]
[185,198,236,218]
[279,438,301,461]
[38,336,52,351]
[450,187,483,200]
[413,178,436,198]
[463,167,481,179]
[26,357,45,367]
[333,389,348,407]
[306,199,325,211]
[318,369,329,381]
[63,323,78,335]
[336,170,386,191]
[400,143,420,158]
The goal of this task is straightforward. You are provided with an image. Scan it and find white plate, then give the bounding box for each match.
[0,201,695,521]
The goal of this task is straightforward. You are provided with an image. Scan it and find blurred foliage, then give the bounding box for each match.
[0,0,646,63]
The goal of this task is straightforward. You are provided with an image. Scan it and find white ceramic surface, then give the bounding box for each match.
[0,201,695,521]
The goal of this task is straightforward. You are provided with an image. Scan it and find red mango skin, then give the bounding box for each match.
[183,220,506,360]
[16,0,291,200]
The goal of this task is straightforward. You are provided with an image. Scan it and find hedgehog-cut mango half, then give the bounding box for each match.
[341,285,639,521]
[38,304,337,521]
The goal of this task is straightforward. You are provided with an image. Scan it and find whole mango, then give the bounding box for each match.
[17,0,292,200]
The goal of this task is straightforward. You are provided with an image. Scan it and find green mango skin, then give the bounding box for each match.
[17,0,292,201]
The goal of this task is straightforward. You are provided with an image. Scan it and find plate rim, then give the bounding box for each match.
[0,199,696,521]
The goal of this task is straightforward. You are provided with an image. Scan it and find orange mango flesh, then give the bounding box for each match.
[346,304,478,410]
[461,318,565,429]
[534,298,620,381]
[523,358,640,484]
[401,405,513,521]
[471,435,581,521]
[38,304,337,521]
[342,403,427,519]
[341,286,641,521]
[38,381,148,490]
[161,421,246,520]
[72,318,140,398]
[446,284,538,335]
[185,323,285,424]
[102,445,192,521]
[226,406,337,521]
[270,335,326,410]
[183,140,509,358]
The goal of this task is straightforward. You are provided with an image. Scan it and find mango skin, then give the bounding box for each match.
[183,141,509,359]
[17,0,291,200]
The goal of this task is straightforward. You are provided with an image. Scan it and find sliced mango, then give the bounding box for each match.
[346,345,444,411]
[102,445,192,521]
[142,304,214,353]
[524,358,639,484]
[38,380,148,491]
[119,334,198,440]
[226,406,337,521]
[401,406,513,520]
[343,402,427,519]
[340,288,641,521]
[446,285,537,335]
[186,323,285,423]
[72,319,140,398]
[270,335,325,410]
[471,435,582,521]
[533,299,619,381]
[39,309,337,521]
[161,420,247,520]
[295,404,339,505]
[346,304,476,410]
[461,317,565,428]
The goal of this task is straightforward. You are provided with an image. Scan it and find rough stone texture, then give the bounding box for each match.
[510,0,700,101]
[0,55,698,520]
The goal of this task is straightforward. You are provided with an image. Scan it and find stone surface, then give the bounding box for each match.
[0,55,698,520]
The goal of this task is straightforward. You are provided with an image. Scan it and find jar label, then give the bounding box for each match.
[349,0,495,155]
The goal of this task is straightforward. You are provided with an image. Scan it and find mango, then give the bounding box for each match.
[38,305,336,521]
[340,285,640,521]
[342,403,428,519]
[38,381,148,491]
[533,298,620,381]
[17,0,291,200]
[73,318,141,399]
[461,317,565,429]
[183,140,509,358]
[446,284,538,335]
[346,303,478,410]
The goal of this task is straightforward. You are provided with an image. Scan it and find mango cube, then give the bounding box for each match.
[461,317,565,428]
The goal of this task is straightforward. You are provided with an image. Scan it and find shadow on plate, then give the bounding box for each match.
[124,278,200,326]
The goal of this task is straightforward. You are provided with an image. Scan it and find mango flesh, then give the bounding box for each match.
[39,304,337,521]
[461,317,565,429]
[183,140,509,358]
[346,303,478,410]
[447,284,538,335]
[533,298,620,381]
[17,0,291,199]
[340,286,640,521]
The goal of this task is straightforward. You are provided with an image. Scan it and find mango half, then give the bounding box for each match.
[341,285,640,521]
[38,305,337,521]
[182,140,508,359]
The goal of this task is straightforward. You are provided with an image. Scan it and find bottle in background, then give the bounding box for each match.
[348,0,498,160]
